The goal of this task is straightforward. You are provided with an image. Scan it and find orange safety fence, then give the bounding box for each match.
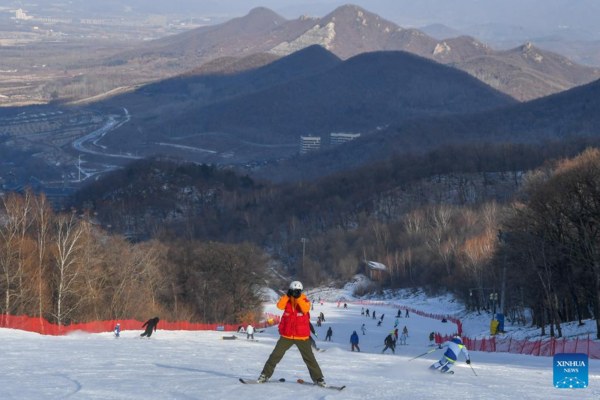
[0,313,280,336]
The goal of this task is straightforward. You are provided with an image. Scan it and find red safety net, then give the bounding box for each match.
[436,332,600,359]
[0,313,280,336]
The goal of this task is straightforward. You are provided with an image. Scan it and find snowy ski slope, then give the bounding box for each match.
[0,301,598,399]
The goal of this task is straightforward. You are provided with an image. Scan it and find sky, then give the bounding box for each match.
[23,1,600,36]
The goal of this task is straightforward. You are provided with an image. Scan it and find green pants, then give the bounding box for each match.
[262,336,323,381]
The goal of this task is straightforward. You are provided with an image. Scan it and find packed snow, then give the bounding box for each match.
[0,300,598,399]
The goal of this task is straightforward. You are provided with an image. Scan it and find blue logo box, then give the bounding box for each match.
[554,353,588,389]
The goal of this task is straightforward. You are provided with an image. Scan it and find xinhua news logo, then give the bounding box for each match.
[554,353,588,389]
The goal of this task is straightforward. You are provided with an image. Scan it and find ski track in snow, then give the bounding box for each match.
[0,302,598,399]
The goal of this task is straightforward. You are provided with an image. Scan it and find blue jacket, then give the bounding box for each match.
[350,333,359,344]
[441,337,470,362]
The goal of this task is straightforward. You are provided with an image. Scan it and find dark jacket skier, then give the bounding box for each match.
[141,317,159,338]
[381,334,396,354]
[325,327,333,341]
[350,331,360,352]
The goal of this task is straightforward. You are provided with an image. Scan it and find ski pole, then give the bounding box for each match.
[374,345,385,348]
[408,348,438,361]
[469,362,478,377]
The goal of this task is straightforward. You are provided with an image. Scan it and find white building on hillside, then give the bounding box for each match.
[300,136,321,154]
[330,132,361,145]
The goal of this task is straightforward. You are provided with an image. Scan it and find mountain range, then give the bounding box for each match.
[102,45,514,161]
[109,4,600,101]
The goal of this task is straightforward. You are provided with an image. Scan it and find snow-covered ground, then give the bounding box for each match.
[1,300,599,399]
[307,276,600,340]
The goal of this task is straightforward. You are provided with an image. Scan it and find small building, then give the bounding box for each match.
[364,261,388,281]
[330,132,361,145]
[300,136,321,154]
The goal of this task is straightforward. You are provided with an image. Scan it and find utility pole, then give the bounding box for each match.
[78,154,82,182]
[497,230,507,314]
[301,238,308,269]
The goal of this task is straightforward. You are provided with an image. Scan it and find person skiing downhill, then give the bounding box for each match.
[394,318,399,328]
[309,322,321,351]
[380,314,385,322]
[258,281,326,387]
[325,327,333,341]
[361,324,366,335]
[114,323,121,338]
[343,303,348,309]
[366,309,370,317]
[320,312,325,322]
[141,317,159,338]
[403,326,409,337]
[430,335,471,374]
[246,324,255,340]
[361,307,365,316]
[429,332,436,345]
[381,334,396,355]
[399,331,407,345]
[397,309,402,318]
[372,311,376,320]
[405,309,410,318]
[350,331,360,352]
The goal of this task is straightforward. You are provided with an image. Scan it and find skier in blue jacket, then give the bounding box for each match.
[114,323,121,338]
[430,335,471,374]
[350,331,360,352]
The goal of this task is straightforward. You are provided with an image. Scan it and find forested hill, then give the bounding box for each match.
[74,138,600,277]
[256,77,600,182]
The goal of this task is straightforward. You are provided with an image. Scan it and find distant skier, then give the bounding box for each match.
[429,332,436,345]
[309,322,321,351]
[381,334,396,355]
[390,329,397,344]
[320,312,325,322]
[377,321,382,327]
[372,311,376,320]
[405,309,410,318]
[337,301,341,308]
[350,331,360,352]
[141,317,159,338]
[380,314,385,322]
[257,281,326,387]
[343,303,348,309]
[114,323,121,338]
[325,327,333,341]
[394,328,399,341]
[394,318,399,328]
[366,309,370,317]
[430,334,470,374]
[399,332,407,345]
[317,317,322,327]
[397,309,402,318]
[361,307,365,316]
[361,323,366,335]
[403,326,409,337]
[246,324,255,340]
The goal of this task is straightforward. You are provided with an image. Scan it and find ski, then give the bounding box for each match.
[239,378,285,385]
[297,379,346,391]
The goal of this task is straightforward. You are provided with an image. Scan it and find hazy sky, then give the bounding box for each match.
[27,1,600,35]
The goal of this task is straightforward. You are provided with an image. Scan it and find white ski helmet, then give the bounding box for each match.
[289,281,303,291]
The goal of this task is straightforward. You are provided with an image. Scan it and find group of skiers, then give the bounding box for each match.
[115,280,470,388]
[113,317,160,339]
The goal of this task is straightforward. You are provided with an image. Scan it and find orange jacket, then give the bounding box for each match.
[277,294,311,340]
